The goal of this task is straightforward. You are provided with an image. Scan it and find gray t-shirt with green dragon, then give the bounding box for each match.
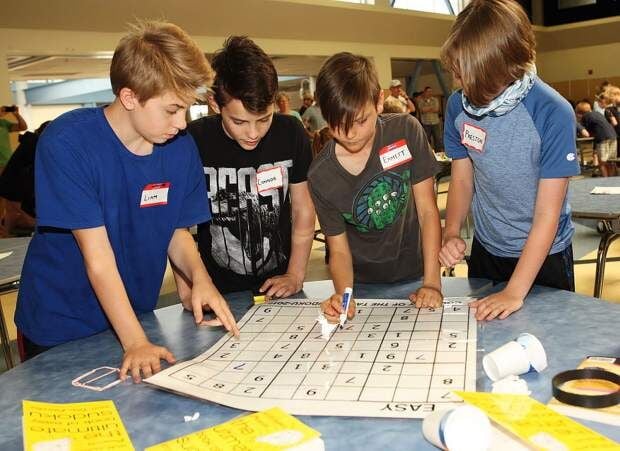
[308,113,439,283]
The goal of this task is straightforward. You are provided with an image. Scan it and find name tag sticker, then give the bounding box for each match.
[379,139,413,170]
[256,167,284,194]
[461,123,486,153]
[140,182,170,208]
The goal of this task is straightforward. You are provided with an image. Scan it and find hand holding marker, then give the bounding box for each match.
[339,287,353,329]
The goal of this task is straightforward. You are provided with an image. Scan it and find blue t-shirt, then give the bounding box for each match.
[15,107,211,346]
[444,78,580,257]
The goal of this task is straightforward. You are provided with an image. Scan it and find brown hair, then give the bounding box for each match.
[440,0,536,107]
[110,20,214,103]
[315,52,381,134]
[311,127,333,159]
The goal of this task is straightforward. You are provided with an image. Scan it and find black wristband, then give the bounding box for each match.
[552,368,620,409]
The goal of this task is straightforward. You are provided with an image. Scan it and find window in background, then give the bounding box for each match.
[558,0,597,8]
[189,104,209,121]
[392,0,469,14]
[335,0,375,4]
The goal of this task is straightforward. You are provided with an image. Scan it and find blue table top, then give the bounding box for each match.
[569,176,620,219]
[1,278,619,450]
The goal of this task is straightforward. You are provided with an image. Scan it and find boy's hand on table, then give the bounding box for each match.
[120,339,176,383]
[410,286,443,309]
[439,236,466,267]
[320,293,356,323]
[469,289,524,321]
[190,280,240,337]
[259,272,303,299]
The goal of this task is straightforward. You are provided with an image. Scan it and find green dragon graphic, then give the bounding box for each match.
[342,169,410,232]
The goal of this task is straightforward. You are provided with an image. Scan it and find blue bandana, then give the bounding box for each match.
[462,67,537,118]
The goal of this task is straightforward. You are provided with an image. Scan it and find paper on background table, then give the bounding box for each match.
[590,186,620,195]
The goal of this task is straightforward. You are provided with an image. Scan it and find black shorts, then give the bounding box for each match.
[17,331,52,362]
[467,236,575,292]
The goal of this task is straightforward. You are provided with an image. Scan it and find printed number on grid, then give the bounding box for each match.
[145,298,477,418]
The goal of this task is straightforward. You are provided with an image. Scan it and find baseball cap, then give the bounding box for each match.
[390,79,402,88]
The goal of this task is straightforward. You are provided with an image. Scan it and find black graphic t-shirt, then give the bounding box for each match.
[308,114,439,283]
[189,114,312,293]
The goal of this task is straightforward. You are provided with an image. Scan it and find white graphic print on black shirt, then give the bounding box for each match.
[189,113,312,293]
[205,160,293,277]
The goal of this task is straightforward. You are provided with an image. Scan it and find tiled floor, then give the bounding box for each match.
[2,176,619,372]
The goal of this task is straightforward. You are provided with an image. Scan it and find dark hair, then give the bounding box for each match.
[424,86,432,91]
[211,36,278,114]
[311,127,333,159]
[35,120,51,136]
[441,0,536,107]
[315,52,381,134]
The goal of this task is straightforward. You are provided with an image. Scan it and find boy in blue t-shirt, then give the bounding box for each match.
[15,21,239,382]
[439,0,580,321]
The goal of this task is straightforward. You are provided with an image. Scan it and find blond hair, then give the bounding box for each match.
[601,85,620,106]
[110,20,214,103]
[441,0,536,107]
[276,92,290,103]
[383,96,407,114]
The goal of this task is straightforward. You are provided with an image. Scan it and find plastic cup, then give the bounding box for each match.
[422,405,491,451]
[515,333,547,372]
[483,333,547,381]
[483,341,530,382]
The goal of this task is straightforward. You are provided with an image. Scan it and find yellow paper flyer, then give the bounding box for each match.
[23,400,134,451]
[146,407,322,450]
[455,391,619,451]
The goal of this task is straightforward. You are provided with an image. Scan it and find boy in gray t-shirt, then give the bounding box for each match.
[308,52,442,323]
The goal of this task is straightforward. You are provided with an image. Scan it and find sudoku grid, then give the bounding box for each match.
[147,298,477,418]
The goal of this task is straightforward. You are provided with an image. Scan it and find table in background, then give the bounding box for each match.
[569,176,620,298]
[0,278,618,450]
[576,137,594,169]
[0,237,30,369]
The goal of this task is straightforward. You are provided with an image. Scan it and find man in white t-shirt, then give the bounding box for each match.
[386,80,415,114]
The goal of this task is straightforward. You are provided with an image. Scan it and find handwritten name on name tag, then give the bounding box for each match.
[461,123,486,153]
[379,139,413,170]
[140,182,170,207]
[256,167,284,194]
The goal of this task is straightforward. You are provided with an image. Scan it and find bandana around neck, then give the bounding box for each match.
[462,67,537,118]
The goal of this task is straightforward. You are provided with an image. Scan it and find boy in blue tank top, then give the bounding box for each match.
[15,21,239,382]
[439,0,580,321]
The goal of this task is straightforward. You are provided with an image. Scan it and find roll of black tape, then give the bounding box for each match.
[552,368,620,409]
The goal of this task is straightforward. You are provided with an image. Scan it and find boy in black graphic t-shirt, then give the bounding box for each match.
[186,36,315,296]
